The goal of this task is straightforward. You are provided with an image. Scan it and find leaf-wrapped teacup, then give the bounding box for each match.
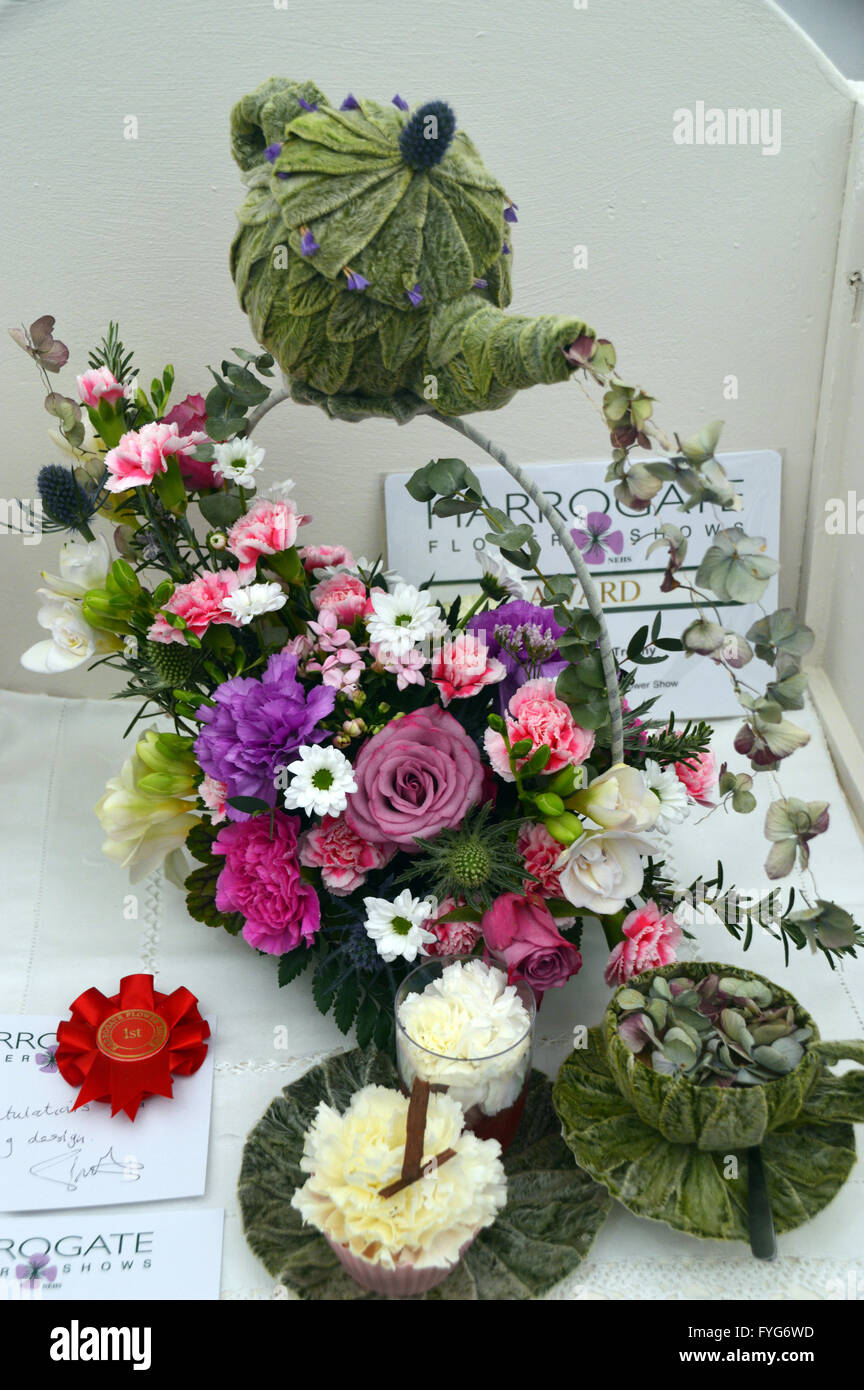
[603,962,828,1151]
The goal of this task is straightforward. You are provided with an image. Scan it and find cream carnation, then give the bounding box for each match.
[397,960,532,1116]
[291,1084,507,1270]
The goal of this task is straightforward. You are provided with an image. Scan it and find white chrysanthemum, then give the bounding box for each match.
[476,548,529,599]
[366,583,440,655]
[397,960,532,1116]
[283,745,357,816]
[363,889,436,963]
[643,758,690,833]
[291,1084,507,1270]
[220,581,287,625]
[212,437,266,483]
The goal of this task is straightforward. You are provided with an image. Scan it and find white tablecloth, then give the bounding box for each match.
[2,688,862,1300]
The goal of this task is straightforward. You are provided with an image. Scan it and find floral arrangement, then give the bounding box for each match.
[11,82,863,1055]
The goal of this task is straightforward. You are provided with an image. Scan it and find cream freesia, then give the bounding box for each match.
[556,827,657,915]
[20,535,118,674]
[570,763,660,832]
[291,1084,507,1270]
[95,729,201,883]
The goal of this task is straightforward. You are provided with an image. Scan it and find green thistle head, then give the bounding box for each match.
[230,78,593,421]
[399,804,528,910]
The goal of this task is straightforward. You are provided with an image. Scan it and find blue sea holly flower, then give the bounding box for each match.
[405,283,423,307]
[344,267,369,292]
[264,142,283,163]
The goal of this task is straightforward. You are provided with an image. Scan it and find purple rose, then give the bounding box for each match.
[481,892,582,993]
[468,600,566,707]
[195,651,335,817]
[344,705,483,846]
[213,809,321,954]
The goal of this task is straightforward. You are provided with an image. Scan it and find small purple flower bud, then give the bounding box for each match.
[502,242,511,255]
[472,278,488,289]
[504,202,519,224]
[405,283,423,307]
[276,171,291,181]
[264,142,283,163]
[344,268,370,292]
[300,227,319,257]
[298,98,318,112]
[392,94,409,111]
[340,93,360,110]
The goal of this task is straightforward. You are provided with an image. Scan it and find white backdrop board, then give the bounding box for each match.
[384,450,781,720]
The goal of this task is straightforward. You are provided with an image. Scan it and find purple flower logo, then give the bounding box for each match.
[571,512,624,565]
[35,1045,58,1073]
[16,1254,57,1287]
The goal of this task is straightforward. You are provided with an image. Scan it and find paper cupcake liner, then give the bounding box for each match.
[325,1235,472,1296]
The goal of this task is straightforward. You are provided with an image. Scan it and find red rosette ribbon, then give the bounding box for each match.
[55,973,209,1120]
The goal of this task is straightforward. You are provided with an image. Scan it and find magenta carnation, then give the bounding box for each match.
[344,705,484,846]
[195,650,336,815]
[162,395,214,488]
[213,810,320,954]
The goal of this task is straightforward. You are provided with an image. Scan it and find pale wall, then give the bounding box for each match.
[0,0,855,696]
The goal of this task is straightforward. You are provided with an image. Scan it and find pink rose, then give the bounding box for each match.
[424,897,482,958]
[429,633,506,706]
[518,821,565,897]
[162,394,215,488]
[213,809,321,954]
[299,813,395,895]
[76,366,126,408]
[226,497,309,582]
[344,705,484,846]
[147,568,244,645]
[484,677,595,782]
[311,572,368,626]
[674,750,716,805]
[299,544,354,574]
[604,899,682,986]
[104,420,208,493]
[481,892,582,991]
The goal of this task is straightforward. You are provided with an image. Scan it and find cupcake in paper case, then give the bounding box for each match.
[291,1084,507,1296]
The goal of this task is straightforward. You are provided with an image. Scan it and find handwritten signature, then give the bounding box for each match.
[27,1146,144,1191]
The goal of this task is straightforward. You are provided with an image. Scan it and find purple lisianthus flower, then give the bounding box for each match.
[571,512,624,565]
[17,1255,57,1286]
[195,652,335,818]
[468,599,566,707]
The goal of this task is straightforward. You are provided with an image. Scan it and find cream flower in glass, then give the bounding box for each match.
[283,745,357,817]
[363,889,437,963]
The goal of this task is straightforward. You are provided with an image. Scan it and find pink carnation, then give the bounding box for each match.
[103,420,208,493]
[518,821,565,897]
[311,572,368,626]
[200,774,228,824]
[484,677,595,782]
[604,900,682,986]
[77,366,126,408]
[299,544,354,574]
[213,809,321,954]
[675,750,716,805]
[429,633,506,706]
[162,394,214,488]
[147,568,244,646]
[424,897,482,958]
[299,812,395,896]
[227,497,309,582]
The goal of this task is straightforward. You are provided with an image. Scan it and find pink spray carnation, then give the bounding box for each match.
[429,632,506,706]
[162,394,215,488]
[344,705,484,846]
[674,750,716,805]
[299,544,354,573]
[604,899,683,986]
[77,367,126,408]
[147,568,244,645]
[484,677,595,782]
[226,497,310,582]
[518,821,566,897]
[103,420,208,493]
[311,571,368,626]
[423,897,482,958]
[213,809,321,955]
[299,812,395,896]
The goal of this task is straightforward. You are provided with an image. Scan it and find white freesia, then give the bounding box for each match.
[556,828,657,915]
[366,582,440,655]
[95,731,201,883]
[572,763,660,832]
[643,759,690,833]
[283,744,357,816]
[397,960,532,1116]
[363,889,436,963]
[220,581,287,625]
[212,437,266,483]
[20,535,116,674]
[291,1084,507,1270]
